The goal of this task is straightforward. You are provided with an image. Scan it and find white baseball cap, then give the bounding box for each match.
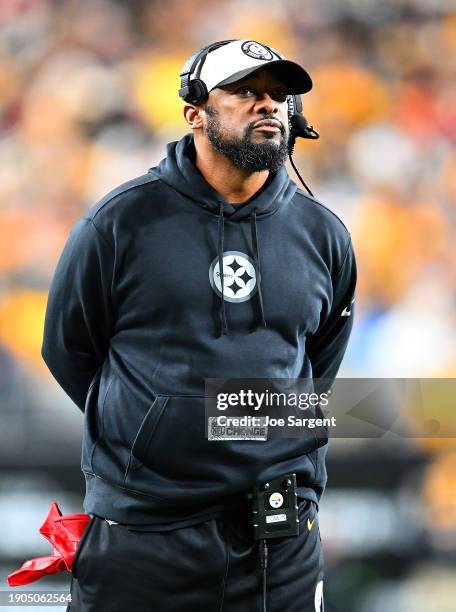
[192,39,312,95]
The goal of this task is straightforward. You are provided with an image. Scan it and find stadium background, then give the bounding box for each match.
[0,0,455,610]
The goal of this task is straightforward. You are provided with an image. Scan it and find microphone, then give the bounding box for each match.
[290,114,320,140]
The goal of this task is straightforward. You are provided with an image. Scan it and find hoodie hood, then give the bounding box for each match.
[150,133,298,335]
[149,133,297,221]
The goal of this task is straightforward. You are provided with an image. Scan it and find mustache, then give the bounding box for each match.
[247,115,286,135]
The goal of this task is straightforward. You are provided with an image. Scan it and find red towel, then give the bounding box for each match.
[7,501,90,586]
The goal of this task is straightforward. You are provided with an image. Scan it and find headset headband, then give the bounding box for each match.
[179,40,236,100]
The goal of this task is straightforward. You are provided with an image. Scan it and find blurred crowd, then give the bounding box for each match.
[0,0,455,610]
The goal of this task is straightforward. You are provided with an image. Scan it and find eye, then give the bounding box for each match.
[269,87,288,102]
[235,86,258,97]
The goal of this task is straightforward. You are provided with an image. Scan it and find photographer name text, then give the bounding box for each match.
[215,415,336,428]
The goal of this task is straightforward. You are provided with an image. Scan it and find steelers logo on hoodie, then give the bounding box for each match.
[209,251,258,303]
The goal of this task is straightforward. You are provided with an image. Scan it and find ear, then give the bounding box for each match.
[183,104,204,129]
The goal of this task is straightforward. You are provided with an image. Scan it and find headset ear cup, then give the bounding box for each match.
[292,94,303,115]
[185,79,208,105]
[287,95,303,121]
[194,79,209,104]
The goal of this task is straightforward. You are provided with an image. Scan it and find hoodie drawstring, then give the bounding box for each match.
[217,205,267,336]
[250,210,267,329]
[218,202,228,336]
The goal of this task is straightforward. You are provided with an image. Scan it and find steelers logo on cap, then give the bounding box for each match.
[241,41,274,61]
[269,492,284,508]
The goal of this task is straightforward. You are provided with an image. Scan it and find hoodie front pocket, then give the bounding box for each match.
[130,395,170,465]
[127,394,220,485]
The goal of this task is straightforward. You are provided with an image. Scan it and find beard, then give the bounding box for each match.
[204,105,290,174]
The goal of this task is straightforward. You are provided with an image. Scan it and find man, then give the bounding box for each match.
[42,39,356,611]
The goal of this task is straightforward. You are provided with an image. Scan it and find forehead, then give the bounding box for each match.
[219,67,287,90]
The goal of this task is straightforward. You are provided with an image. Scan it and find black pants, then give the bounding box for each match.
[68,498,324,612]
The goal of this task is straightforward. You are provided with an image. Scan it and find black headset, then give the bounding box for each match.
[178,39,319,196]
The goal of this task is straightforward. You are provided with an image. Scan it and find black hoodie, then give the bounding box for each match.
[41,133,356,528]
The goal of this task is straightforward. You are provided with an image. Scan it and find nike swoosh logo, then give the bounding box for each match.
[341,298,355,317]
[105,519,119,526]
[307,518,315,532]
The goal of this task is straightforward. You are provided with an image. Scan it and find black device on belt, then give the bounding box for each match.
[251,472,299,540]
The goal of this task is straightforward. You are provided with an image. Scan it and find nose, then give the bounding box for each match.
[254,92,279,115]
